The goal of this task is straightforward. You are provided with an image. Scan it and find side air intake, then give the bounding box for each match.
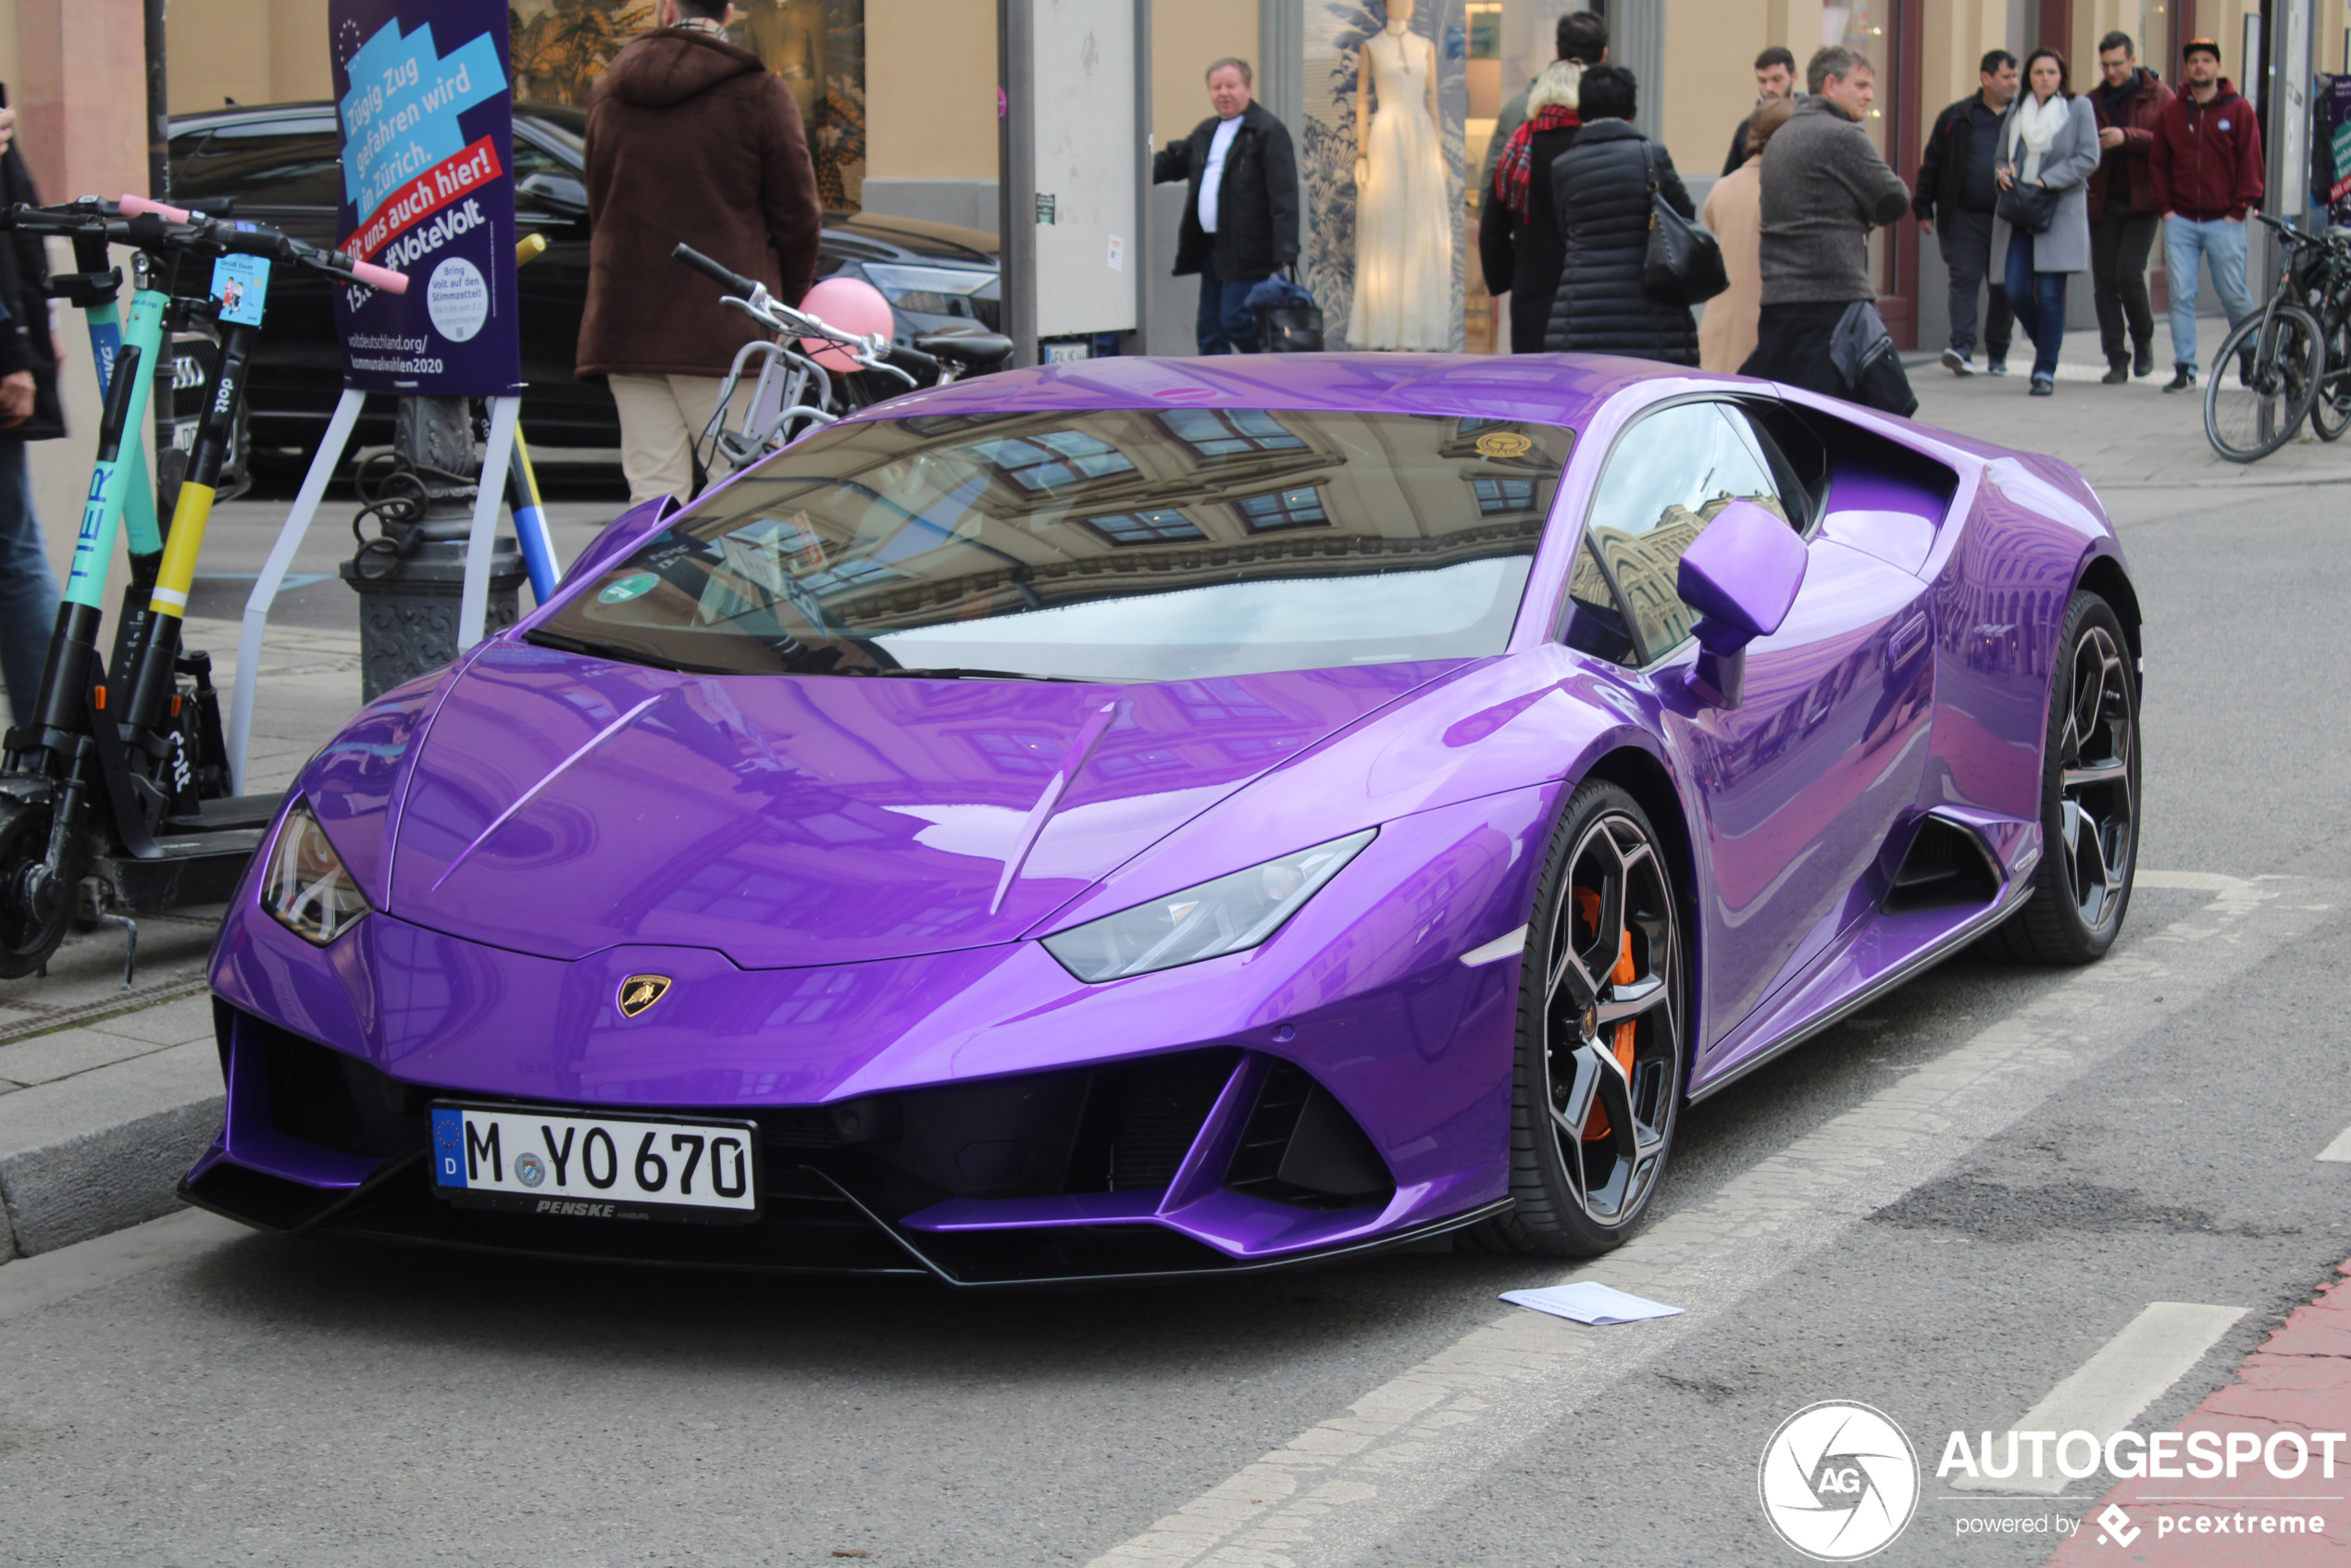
[1223,1061,1394,1211]
[1885,814,2004,913]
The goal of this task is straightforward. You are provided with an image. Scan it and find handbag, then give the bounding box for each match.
[1249,267,1325,353]
[1997,179,2059,235]
[1641,143,1729,307]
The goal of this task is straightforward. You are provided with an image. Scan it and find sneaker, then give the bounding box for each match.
[1941,347,1975,376]
[1985,359,2009,377]
[2101,360,2130,385]
[2163,366,2196,392]
[2133,343,2155,378]
[2029,376,2056,396]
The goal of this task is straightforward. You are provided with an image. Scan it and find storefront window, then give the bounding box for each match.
[1822,1,1890,153]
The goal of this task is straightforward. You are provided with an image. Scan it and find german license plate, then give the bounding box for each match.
[429,1103,760,1225]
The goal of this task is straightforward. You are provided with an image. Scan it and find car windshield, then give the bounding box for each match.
[534,408,1571,682]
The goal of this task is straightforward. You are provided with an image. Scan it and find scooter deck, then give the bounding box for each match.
[93,825,267,913]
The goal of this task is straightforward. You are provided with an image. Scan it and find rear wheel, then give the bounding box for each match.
[1474,780,1687,1256]
[1983,592,2139,964]
[0,801,73,979]
[2205,304,2322,463]
[2311,303,2351,442]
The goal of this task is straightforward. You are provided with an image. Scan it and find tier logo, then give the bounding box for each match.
[1759,1401,1921,1561]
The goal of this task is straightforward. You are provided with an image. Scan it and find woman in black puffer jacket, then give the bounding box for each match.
[1542,66,1700,365]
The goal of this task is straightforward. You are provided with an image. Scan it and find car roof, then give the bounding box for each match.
[857,353,1704,430]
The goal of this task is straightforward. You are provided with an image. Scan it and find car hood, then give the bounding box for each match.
[379,643,1465,968]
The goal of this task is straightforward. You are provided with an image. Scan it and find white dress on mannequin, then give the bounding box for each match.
[1348,24,1453,350]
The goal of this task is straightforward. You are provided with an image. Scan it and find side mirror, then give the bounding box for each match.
[516,171,590,217]
[1674,499,1808,709]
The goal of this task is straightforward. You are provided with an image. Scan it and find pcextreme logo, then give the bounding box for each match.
[1759,1401,1922,1561]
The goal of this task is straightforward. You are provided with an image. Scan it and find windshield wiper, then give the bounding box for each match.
[864,666,1101,683]
[525,630,705,673]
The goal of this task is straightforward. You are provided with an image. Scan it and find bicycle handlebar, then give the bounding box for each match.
[673,243,759,301]
[117,193,192,223]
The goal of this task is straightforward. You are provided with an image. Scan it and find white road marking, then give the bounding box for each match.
[0,1208,245,1324]
[2320,1124,2351,1162]
[1948,1301,2246,1496]
[1086,875,2330,1568]
[1457,927,1528,967]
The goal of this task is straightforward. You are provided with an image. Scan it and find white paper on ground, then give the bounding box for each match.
[1500,1281,1685,1325]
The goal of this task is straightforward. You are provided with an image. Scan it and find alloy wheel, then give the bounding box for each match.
[2056,624,2134,933]
[1541,812,1681,1227]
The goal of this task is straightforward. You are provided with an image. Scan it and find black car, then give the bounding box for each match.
[165,102,1002,464]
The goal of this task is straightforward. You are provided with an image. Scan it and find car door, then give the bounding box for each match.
[1565,398,1935,1056]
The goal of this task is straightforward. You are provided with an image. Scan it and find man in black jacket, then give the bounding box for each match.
[0,100,56,729]
[1152,58,1300,354]
[1914,49,2019,375]
[1723,46,1797,176]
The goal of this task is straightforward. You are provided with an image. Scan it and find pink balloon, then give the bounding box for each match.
[798,277,896,373]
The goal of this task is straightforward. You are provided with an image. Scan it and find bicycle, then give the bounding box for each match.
[2204,213,2328,463]
[0,195,402,977]
[2297,224,2351,443]
[671,243,1010,472]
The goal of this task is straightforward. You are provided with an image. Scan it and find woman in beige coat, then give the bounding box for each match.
[1697,95,1794,373]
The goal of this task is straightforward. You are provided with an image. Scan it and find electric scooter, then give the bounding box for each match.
[0,197,404,977]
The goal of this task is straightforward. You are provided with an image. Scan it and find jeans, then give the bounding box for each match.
[1940,207,2012,362]
[2163,214,2254,372]
[1195,252,1263,355]
[2089,207,2160,363]
[2004,230,2069,381]
[0,442,56,729]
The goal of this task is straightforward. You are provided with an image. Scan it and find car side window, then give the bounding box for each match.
[1577,401,1794,663]
[170,123,342,209]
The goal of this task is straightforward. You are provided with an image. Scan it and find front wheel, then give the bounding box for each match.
[1474,780,1688,1256]
[2311,304,2351,442]
[2205,303,2322,463]
[1982,592,2140,964]
[0,800,73,979]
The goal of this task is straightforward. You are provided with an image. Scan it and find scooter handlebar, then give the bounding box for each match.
[118,193,192,223]
[343,257,408,294]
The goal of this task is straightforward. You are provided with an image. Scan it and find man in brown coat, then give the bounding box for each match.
[578,0,823,504]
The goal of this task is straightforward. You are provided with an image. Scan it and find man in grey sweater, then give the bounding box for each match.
[1740,46,1915,409]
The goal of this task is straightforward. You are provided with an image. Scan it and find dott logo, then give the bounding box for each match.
[1759,1402,1921,1561]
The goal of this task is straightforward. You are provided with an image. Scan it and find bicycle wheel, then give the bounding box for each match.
[2312,304,2351,442]
[2205,303,2323,463]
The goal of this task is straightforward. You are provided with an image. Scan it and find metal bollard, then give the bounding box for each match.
[341,395,525,703]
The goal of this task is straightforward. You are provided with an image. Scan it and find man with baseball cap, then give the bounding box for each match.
[2148,35,2264,392]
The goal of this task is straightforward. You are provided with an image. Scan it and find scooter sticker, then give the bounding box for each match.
[597,573,658,604]
[210,254,272,328]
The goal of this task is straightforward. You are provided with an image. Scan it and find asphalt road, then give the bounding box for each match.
[4,429,2350,1566]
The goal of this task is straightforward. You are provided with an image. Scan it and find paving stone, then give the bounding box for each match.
[86,995,217,1048]
[0,1027,176,1088]
[0,1040,224,1260]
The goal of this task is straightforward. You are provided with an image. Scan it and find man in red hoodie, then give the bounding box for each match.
[578,0,823,503]
[2148,36,2263,392]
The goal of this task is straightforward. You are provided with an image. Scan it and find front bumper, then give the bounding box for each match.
[188,789,1550,1285]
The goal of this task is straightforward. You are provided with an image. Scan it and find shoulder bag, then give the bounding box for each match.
[1641,143,1730,306]
[1997,179,2059,234]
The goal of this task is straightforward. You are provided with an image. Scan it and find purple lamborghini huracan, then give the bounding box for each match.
[183,355,2142,1286]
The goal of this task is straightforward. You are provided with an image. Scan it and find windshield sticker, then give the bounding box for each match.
[598,572,658,604]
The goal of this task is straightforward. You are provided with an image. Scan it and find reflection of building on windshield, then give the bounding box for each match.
[969,430,1137,491]
[1596,492,1786,653]
[1158,408,1309,456]
[1235,487,1328,532]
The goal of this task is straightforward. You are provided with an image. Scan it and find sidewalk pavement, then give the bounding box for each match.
[5,336,2344,1263]
[1906,322,2351,492]
[2045,1257,2351,1565]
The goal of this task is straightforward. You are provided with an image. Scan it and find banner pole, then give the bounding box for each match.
[457,394,522,651]
[227,386,367,795]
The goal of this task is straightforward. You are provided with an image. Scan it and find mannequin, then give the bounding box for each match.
[1348,0,1454,350]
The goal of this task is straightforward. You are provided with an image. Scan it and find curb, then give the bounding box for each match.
[0,1039,225,1262]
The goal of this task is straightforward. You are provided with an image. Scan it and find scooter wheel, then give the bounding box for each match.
[0,799,73,979]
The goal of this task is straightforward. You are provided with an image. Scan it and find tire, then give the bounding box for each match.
[2312,303,2351,442]
[1472,779,1688,1256]
[0,800,73,979]
[2205,303,2322,463]
[1982,592,2140,964]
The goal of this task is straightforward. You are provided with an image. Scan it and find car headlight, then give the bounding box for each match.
[1041,829,1376,982]
[261,802,371,945]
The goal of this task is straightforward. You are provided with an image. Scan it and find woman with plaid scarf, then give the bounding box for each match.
[1475,61,1584,354]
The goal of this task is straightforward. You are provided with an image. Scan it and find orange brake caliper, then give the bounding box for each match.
[1573,889,1638,1141]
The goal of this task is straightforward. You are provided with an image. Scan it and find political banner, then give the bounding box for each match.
[2328,75,2351,213]
[330,0,521,395]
